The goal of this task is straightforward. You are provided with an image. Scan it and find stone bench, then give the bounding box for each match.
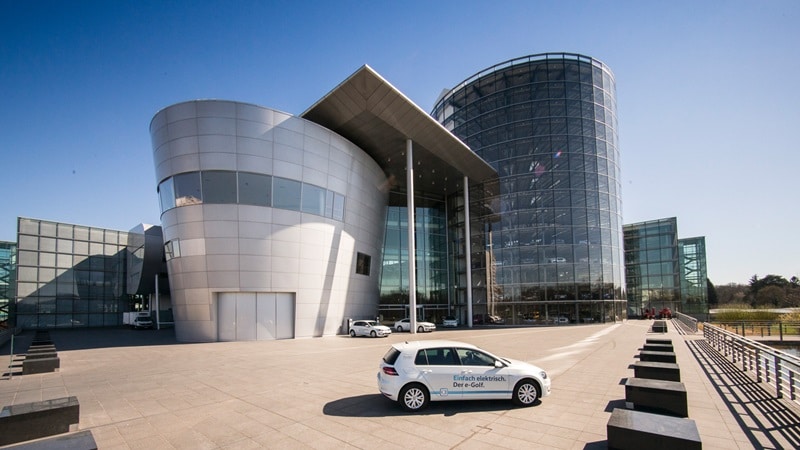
[639,350,677,364]
[643,343,673,352]
[24,352,58,360]
[625,377,688,417]
[651,320,668,333]
[22,357,60,375]
[26,346,56,354]
[645,338,672,345]
[0,397,80,446]
[607,408,701,450]
[630,361,681,382]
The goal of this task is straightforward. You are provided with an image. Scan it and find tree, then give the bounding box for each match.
[707,278,718,306]
[755,285,785,307]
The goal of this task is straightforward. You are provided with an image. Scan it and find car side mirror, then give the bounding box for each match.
[494,360,504,368]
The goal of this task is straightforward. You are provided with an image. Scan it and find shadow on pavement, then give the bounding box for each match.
[0,327,180,354]
[323,394,541,417]
[687,339,800,449]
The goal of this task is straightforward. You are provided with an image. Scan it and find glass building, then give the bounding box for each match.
[623,217,708,318]
[432,53,626,325]
[14,218,130,328]
[0,241,15,328]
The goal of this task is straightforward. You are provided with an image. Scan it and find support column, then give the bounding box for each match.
[464,176,473,328]
[406,139,417,334]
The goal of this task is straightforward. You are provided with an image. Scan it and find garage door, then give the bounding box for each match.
[218,292,295,341]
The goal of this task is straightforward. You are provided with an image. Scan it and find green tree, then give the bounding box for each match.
[755,285,785,307]
[707,278,718,306]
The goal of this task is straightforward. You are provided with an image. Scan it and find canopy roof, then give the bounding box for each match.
[301,65,497,196]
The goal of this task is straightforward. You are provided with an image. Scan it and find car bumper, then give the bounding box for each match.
[377,372,400,401]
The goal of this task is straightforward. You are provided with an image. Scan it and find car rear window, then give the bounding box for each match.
[382,347,402,365]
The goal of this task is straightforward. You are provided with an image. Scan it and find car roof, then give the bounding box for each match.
[392,340,479,352]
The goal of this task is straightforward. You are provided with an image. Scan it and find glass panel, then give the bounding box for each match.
[174,172,202,206]
[202,170,237,204]
[238,172,271,206]
[333,194,345,221]
[301,184,326,216]
[273,177,302,211]
[159,178,175,212]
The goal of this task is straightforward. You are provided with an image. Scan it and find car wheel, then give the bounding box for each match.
[417,325,424,333]
[512,379,541,406]
[370,330,377,337]
[399,383,429,412]
[396,326,403,332]
[349,330,356,337]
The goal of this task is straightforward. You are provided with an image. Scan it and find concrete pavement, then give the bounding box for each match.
[1,320,799,449]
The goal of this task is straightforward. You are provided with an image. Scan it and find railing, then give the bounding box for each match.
[704,323,800,406]
[714,321,800,342]
[674,311,698,333]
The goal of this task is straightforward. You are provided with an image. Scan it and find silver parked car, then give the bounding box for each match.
[393,318,436,333]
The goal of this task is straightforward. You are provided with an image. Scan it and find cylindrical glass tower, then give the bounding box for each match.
[432,53,626,324]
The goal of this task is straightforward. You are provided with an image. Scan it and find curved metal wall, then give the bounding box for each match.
[150,100,387,342]
[432,53,625,323]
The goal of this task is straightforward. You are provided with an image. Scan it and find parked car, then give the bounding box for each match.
[378,340,551,411]
[555,316,569,324]
[473,314,505,325]
[442,316,459,328]
[349,320,392,337]
[393,318,436,333]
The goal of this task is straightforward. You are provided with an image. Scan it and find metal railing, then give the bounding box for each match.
[674,311,698,333]
[713,321,800,341]
[704,323,800,405]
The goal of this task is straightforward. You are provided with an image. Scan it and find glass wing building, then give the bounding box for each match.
[623,217,708,318]
[432,53,626,324]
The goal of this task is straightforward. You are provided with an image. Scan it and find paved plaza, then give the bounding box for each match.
[2,320,800,449]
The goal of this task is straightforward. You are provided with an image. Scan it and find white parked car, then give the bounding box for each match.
[349,320,392,338]
[378,340,551,411]
[442,316,458,328]
[393,318,436,333]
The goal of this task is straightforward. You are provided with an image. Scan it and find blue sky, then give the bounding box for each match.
[1,0,798,285]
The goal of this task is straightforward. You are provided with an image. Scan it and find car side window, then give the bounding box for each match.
[456,348,496,366]
[415,348,459,366]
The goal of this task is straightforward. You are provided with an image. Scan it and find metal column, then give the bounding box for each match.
[464,176,473,328]
[406,139,418,334]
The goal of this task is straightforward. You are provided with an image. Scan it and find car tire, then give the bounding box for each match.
[396,326,403,332]
[349,330,356,337]
[417,325,424,333]
[370,330,377,337]
[512,379,541,407]
[399,383,429,412]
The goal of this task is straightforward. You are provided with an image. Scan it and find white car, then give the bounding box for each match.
[442,316,458,328]
[349,320,392,338]
[378,340,551,411]
[393,318,436,333]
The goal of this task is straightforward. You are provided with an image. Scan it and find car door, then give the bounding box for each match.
[415,347,462,400]
[454,347,512,399]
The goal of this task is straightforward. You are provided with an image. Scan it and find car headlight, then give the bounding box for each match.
[540,370,548,379]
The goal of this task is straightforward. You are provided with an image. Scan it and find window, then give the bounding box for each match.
[356,252,371,276]
[415,348,458,366]
[202,171,237,204]
[301,184,326,215]
[173,172,202,206]
[273,177,302,211]
[238,172,271,206]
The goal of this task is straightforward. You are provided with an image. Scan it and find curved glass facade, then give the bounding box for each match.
[432,53,626,324]
[157,170,345,221]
